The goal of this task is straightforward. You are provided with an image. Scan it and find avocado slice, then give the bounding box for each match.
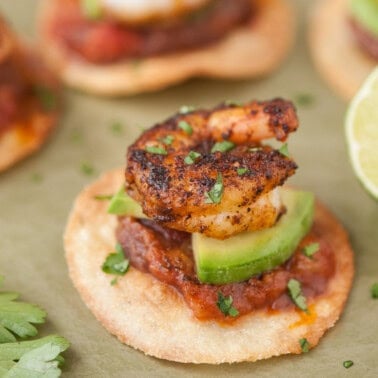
[192,188,315,285]
[107,186,146,218]
[350,0,378,37]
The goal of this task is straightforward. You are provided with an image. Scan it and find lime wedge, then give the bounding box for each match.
[345,66,378,199]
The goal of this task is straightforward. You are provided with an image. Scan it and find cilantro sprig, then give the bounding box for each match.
[184,151,201,165]
[216,292,239,317]
[102,244,130,285]
[287,279,308,312]
[178,121,193,135]
[211,141,235,153]
[299,338,310,353]
[302,242,319,258]
[205,173,224,204]
[0,279,69,377]
[278,143,290,157]
[371,283,378,299]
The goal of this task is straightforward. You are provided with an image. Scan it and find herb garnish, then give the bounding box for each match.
[299,338,310,353]
[81,0,102,20]
[287,279,308,312]
[102,244,129,283]
[184,151,201,165]
[205,173,224,204]
[179,105,196,114]
[110,121,123,135]
[34,85,56,111]
[343,360,354,369]
[70,129,83,144]
[160,135,174,145]
[0,278,69,376]
[31,173,43,183]
[237,167,249,176]
[371,283,378,299]
[146,146,167,155]
[216,292,239,317]
[94,194,113,201]
[80,162,95,176]
[178,121,193,135]
[295,93,315,107]
[279,143,290,157]
[211,141,235,153]
[302,242,319,258]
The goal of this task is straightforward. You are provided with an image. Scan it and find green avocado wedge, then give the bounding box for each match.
[349,0,378,37]
[192,188,315,285]
[107,186,146,218]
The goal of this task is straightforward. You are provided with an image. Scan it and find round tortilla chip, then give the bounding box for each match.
[309,0,376,101]
[38,0,295,96]
[64,169,354,364]
[0,48,59,173]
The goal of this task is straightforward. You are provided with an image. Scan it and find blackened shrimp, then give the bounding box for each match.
[126,99,298,239]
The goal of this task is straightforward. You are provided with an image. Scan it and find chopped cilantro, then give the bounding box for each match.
[205,173,224,204]
[343,360,354,369]
[178,121,193,135]
[34,85,56,111]
[299,338,310,353]
[249,147,262,153]
[94,194,113,201]
[110,277,118,286]
[211,141,235,153]
[225,100,242,107]
[81,0,102,20]
[80,162,95,176]
[179,105,196,114]
[279,143,290,157]
[216,292,239,317]
[102,244,129,280]
[371,283,378,299]
[160,135,174,145]
[145,146,167,155]
[110,121,123,135]
[0,279,46,343]
[31,173,43,183]
[237,167,249,176]
[295,93,315,107]
[184,151,201,165]
[287,279,308,312]
[302,242,319,258]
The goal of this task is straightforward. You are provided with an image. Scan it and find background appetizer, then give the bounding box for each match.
[65,99,354,363]
[309,0,378,100]
[0,16,59,172]
[37,0,296,96]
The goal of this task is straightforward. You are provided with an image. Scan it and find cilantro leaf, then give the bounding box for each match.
[184,151,201,165]
[343,360,354,369]
[302,242,319,258]
[94,194,113,201]
[278,143,290,157]
[299,338,310,353]
[0,335,69,378]
[160,135,174,146]
[0,282,46,343]
[179,105,196,114]
[371,283,378,299]
[80,162,95,176]
[102,244,129,277]
[216,292,239,317]
[145,146,167,155]
[211,141,235,153]
[110,122,123,136]
[178,121,193,135]
[295,93,315,107]
[237,167,248,176]
[287,279,308,312]
[205,173,223,204]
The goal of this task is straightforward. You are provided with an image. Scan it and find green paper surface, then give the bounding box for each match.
[0,0,377,376]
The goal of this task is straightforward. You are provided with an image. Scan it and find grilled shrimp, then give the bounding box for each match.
[126,99,298,239]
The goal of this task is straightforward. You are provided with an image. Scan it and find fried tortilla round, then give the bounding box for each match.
[0,48,59,173]
[309,0,376,101]
[64,169,354,364]
[38,0,295,96]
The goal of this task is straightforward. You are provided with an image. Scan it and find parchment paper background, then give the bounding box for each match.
[0,0,377,377]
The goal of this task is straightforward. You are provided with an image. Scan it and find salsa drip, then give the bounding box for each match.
[48,0,254,64]
[350,18,378,60]
[116,216,336,321]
